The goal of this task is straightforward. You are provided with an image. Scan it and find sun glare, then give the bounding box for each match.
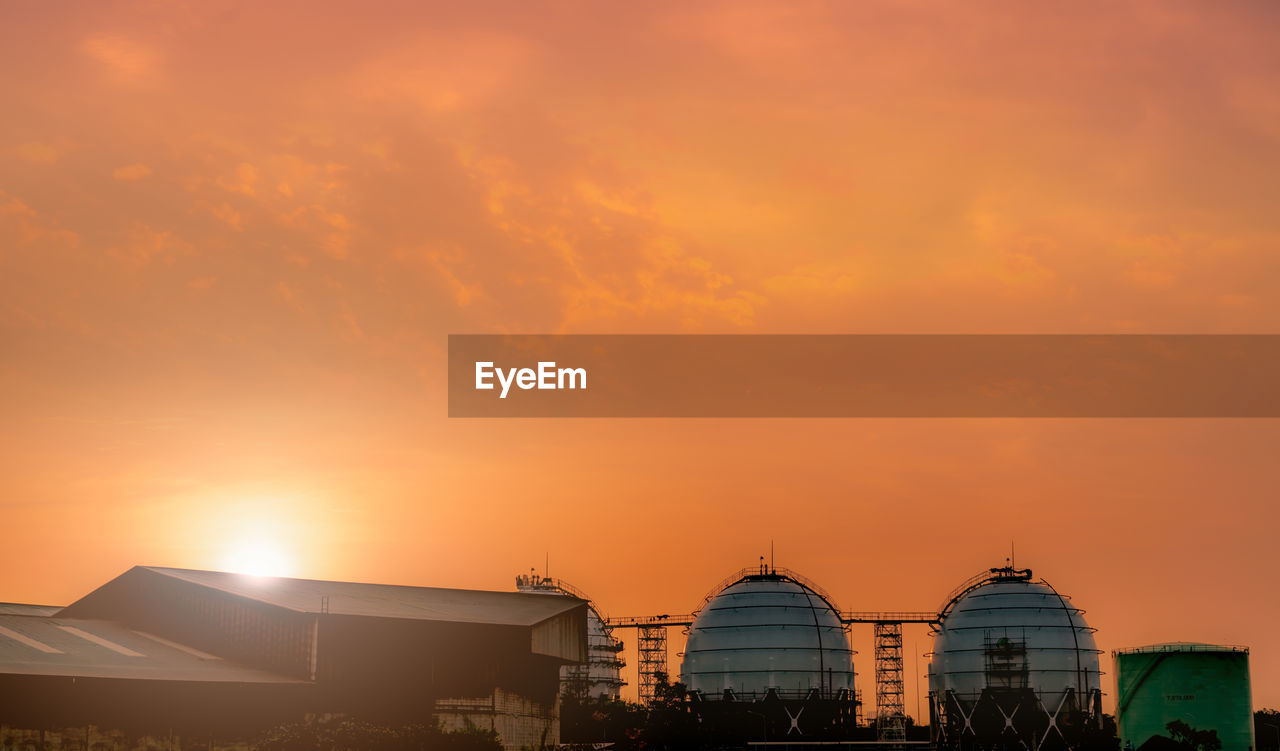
[221,537,295,578]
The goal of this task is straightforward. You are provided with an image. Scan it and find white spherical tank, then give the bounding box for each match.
[680,569,854,701]
[929,567,1101,714]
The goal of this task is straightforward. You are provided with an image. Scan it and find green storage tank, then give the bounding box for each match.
[1115,643,1254,751]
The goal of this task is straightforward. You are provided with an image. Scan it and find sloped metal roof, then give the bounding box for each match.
[73,567,586,626]
[0,603,61,617]
[0,614,305,683]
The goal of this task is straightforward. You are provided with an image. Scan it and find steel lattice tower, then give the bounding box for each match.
[636,624,668,704]
[874,622,907,742]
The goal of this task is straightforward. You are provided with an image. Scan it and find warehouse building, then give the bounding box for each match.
[0,566,587,750]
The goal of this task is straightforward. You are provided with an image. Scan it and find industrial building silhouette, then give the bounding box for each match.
[0,566,587,749]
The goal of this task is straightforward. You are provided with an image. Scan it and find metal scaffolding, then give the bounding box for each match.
[874,622,907,743]
[637,624,669,704]
[983,631,1029,691]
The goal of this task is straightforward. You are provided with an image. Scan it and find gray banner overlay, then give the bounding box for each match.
[448,335,1280,417]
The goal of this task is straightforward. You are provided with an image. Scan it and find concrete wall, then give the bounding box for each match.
[435,688,559,751]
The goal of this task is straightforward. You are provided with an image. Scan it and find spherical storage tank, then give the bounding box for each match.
[679,567,854,701]
[1115,644,1254,751]
[929,567,1102,749]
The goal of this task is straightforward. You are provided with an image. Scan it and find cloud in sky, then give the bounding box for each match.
[16,142,61,164]
[81,33,159,84]
[4,2,1279,343]
[112,162,151,180]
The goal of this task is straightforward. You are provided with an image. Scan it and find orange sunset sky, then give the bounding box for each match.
[2,1,1280,716]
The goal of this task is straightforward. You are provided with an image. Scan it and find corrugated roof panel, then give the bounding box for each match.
[0,623,63,654]
[57,625,146,657]
[0,615,305,684]
[0,603,62,617]
[119,567,585,626]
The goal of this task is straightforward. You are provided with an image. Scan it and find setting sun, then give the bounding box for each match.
[220,536,295,578]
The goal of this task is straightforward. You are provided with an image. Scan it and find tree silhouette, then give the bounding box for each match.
[1166,719,1222,751]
